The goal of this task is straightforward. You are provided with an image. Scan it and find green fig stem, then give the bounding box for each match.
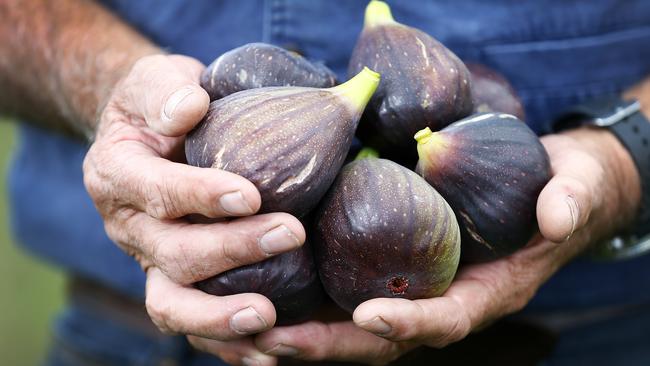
[331,67,380,111]
[414,127,434,145]
[364,1,395,28]
[415,127,449,165]
[355,147,380,160]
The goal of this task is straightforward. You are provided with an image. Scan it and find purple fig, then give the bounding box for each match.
[314,157,460,313]
[467,63,525,120]
[185,67,380,217]
[415,113,551,262]
[201,43,337,100]
[349,0,473,153]
[196,243,323,326]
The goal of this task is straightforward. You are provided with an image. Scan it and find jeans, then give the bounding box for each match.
[43,297,226,366]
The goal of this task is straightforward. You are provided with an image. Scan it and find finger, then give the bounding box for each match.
[353,297,471,348]
[85,139,262,219]
[108,211,305,285]
[146,268,276,340]
[124,54,210,136]
[255,321,409,365]
[188,336,277,366]
[537,142,602,242]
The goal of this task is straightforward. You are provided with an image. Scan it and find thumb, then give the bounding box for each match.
[123,54,210,136]
[536,140,603,243]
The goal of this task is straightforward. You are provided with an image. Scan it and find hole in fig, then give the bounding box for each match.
[387,276,409,295]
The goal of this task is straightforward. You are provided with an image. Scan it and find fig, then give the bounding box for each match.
[415,113,552,262]
[201,43,337,100]
[185,67,380,218]
[467,63,525,120]
[196,243,323,326]
[314,157,460,313]
[348,0,473,153]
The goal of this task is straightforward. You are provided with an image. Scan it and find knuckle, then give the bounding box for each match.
[151,235,200,285]
[216,230,253,271]
[145,293,176,334]
[131,54,166,77]
[146,180,181,219]
[439,314,471,347]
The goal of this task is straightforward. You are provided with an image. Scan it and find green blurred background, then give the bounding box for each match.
[0,120,66,366]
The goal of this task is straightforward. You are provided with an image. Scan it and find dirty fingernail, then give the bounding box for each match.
[259,225,301,255]
[163,87,195,121]
[230,307,268,335]
[219,191,254,215]
[265,343,299,357]
[357,316,392,335]
[564,195,579,241]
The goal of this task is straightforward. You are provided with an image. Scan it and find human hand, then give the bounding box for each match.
[243,128,641,365]
[82,54,307,343]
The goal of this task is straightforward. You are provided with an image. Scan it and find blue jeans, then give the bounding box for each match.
[43,298,227,366]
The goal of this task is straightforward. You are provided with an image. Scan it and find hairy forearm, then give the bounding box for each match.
[0,0,160,139]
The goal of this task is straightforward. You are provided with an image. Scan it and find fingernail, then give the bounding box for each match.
[259,225,301,255]
[564,195,579,241]
[357,316,392,335]
[230,307,268,335]
[264,343,299,357]
[219,191,254,215]
[162,86,195,122]
[241,357,262,366]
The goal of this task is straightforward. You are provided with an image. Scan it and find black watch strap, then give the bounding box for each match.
[608,105,650,238]
[555,98,650,249]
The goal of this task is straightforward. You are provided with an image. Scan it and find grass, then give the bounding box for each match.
[0,120,66,366]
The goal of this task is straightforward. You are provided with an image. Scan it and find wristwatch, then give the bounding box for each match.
[554,97,650,260]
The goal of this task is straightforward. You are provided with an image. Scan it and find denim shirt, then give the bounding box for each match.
[10,0,650,310]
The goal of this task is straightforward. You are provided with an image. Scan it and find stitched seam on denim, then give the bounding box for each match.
[482,25,650,53]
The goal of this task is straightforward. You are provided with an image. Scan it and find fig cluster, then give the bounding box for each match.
[183,1,551,326]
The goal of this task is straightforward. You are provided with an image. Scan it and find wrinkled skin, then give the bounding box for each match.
[83,55,307,358]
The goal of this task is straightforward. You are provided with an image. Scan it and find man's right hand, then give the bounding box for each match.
[82,54,306,343]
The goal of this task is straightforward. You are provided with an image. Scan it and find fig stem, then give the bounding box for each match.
[414,127,434,145]
[354,147,380,160]
[364,1,395,28]
[415,127,448,162]
[331,67,380,112]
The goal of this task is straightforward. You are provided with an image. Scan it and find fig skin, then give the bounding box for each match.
[415,113,552,263]
[314,158,460,313]
[349,1,473,153]
[201,42,337,100]
[467,63,526,120]
[185,68,380,218]
[196,243,323,326]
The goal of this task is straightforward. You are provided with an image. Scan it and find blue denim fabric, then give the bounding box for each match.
[8,0,650,364]
[43,300,224,366]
